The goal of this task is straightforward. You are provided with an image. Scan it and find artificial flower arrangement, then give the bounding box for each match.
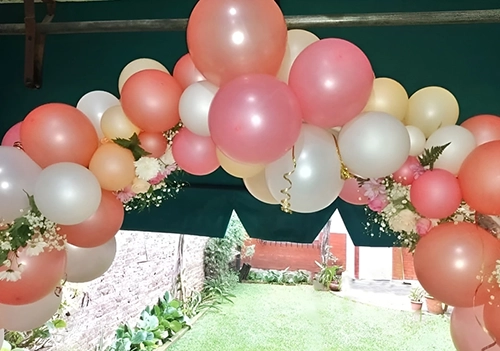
[0,195,66,281]
[112,132,186,212]
[360,144,475,252]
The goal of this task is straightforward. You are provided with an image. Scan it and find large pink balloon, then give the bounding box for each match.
[172,127,219,176]
[451,306,500,351]
[339,178,369,205]
[1,122,22,146]
[410,169,462,219]
[209,74,302,164]
[187,0,287,86]
[289,38,374,128]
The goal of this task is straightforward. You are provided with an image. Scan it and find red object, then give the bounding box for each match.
[121,69,182,133]
[173,54,206,90]
[484,292,500,344]
[451,306,500,351]
[20,103,99,168]
[60,190,124,248]
[339,178,369,205]
[1,122,22,146]
[138,132,168,158]
[461,114,500,146]
[172,127,219,176]
[392,156,421,185]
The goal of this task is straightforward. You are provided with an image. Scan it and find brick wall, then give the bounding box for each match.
[392,247,417,280]
[50,230,209,351]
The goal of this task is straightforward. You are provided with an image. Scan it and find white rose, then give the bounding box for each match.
[131,177,151,194]
[389,209,418,233]
[134,157,162,181]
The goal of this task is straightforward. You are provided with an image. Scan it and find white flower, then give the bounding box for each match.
[389,209,418,233]
[0,241,11,250]
[0,269,22,282]
[131,177,151,194]
[2,259,11,268]
[134,157,162,181]
[25,240,48,256]
[160,147,176,166]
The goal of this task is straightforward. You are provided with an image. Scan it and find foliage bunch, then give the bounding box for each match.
[246,268,311,285]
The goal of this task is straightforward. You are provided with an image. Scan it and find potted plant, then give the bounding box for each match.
[314,261,342,292]
[425,294,448,315]
[408,287,425,311]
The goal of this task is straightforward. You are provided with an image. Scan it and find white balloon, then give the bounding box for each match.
[179,81,218,137]
[406,125,426,156]
[0,291,62,332]
[76,91,120,140]
[339,112,410,179]
[65,238,117,283]
[425,125,476,175]
[34,162,102,225]
[265,124,344,213]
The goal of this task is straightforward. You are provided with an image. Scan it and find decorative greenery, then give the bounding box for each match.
[418,142,450,170]
[408,287,426,303]
[246,268,311,285]
[315,261,342,288]
[112,133,151,161]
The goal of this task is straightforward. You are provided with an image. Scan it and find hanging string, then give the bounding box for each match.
[331,134,352,180]
[280,146,296,214]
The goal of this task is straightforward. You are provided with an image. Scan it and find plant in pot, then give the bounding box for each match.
[314,261,342,292]
[425,294,448,315]
[408,287,425,311]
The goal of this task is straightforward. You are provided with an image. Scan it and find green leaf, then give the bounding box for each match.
[112,133,151,161]
[418,142,451,170]
[130,331,148,344]
[169,320,184,333]
[168,299,180,309]
[52,319,67,329]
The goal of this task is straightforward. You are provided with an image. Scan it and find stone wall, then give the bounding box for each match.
[50,230,209,351]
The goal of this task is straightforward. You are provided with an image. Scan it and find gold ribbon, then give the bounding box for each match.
[332,134,352,180]
[13,141,24,151]
[280,146,296,214]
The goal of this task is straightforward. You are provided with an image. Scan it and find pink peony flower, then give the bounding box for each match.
[368,194,389,212]
[361,178,386,201]
[115,186,136,203]
[409,163,426,180]
[416,218,432,236]
[148,172,166,185]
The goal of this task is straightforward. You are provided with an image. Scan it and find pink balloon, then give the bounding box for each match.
[392,156,422,185]
[410,169,462,219]
[289,38,374,128]
[209,74,302,164]
[451,306,500,351]
[339,178,369,205]
[173,54,206,90]
[172,127,219,176]
[1,122,22,146]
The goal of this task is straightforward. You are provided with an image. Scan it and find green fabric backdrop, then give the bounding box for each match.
[0,0,499,245]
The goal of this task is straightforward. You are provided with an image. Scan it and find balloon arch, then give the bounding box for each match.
[1,0,500,348]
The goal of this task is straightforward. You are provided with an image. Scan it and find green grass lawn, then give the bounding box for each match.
[169,283,454,351]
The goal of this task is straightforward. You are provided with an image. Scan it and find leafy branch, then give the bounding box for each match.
[113,133,151,161]
[418,142,450,170]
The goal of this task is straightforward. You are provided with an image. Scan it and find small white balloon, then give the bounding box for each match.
[179,81,218,137]
[76,91,120,140]
[266,124,344,213]
[34,162,102,225]
[65,238,117,283]
[406,125,426,156]
[339,112,410,179]
[425,125,477,175]
[0,290,62,332]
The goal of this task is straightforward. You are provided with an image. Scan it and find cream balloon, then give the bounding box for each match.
[65,238,117,283]
[339,112,410,179]
[118,58,169,93]
[405,86,459,137]
[0,290,62,332]
[406,125,426,156]
[277,29,319,83]
[100,105,141,140]
[77,91,120,140]
[244,171,279,205]
[266,124,344,213]
[179,81,218,137]
[425,125,476,175]
[363,77,408,121]
[216,149,264,178]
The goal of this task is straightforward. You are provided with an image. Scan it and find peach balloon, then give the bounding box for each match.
[138,132,168,158]
[121,69,182,133]
[461,114,500,146]
[243,170,279,205]
[187,0,287,86]
[100,105,141,140]
[20,103,99,168]
[484,291,500,343]
[0,249,66,305]
[414,222,500,307]
[339,178,369,205]
[89,143,136,191]
[405,86,459,138]
[277,29,319,83]
[363,77,408,121]
[173,54,206,90]
[451,306,500,351]
[59,190,124,248]
[118,58,169,93]
[459,141,500,215]
[216,148,264,179]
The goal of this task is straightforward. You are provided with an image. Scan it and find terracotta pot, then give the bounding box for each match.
[329,282,341,292]
[411,301,423,311]
[425,296,447,315]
